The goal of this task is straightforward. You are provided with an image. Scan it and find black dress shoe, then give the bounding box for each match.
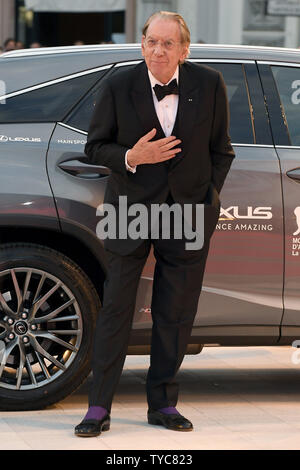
[74,415,110,437]
[147,409,193,432]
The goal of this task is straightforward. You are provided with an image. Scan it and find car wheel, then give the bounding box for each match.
[0,243,100,410]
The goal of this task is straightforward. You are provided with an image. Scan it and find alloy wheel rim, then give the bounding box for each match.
[0,267,83,390]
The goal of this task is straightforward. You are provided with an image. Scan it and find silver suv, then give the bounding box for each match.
[0,43,299,410]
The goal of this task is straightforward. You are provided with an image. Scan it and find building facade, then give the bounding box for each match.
[134,0,300,47]
[1,0,300,50]
[0,0,15,49]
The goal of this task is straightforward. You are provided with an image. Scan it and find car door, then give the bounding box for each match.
[191,59,284,343]
[135,59,284,340]
[0,58,67,230]
[46,63,115,274]
[260,61,300,342]
[47,60,159,335]
[47,58,284,343]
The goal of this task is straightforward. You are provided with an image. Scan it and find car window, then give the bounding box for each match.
[205,63,254,144]
[0,71,104,123]
[0,53,117,94]
[66,65,134,132]
[66,62,255,145]
[66,79,104,132]
[271,66,300,146]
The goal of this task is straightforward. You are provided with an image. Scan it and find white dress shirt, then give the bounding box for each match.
[125,66,179,174]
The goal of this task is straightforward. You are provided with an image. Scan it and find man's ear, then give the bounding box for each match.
[183,45,189,59]
[180,44,190,63]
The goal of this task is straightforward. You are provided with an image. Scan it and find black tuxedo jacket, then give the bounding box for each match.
[85,60,235,254]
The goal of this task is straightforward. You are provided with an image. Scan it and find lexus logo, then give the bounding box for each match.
[14,321,28,335]
[0,135,41,143]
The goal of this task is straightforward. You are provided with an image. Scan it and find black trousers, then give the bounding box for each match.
[88,195,210,412]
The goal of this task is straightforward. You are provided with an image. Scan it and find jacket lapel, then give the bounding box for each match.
[169,63,204,172]
[130,61,165,140]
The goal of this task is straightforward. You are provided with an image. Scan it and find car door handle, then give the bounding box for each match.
[58,155,111,179]
[287,168,300,182]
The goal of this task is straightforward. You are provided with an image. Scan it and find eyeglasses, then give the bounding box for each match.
[144,38,181,51]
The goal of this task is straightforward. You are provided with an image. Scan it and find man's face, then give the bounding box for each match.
[141,18,189,84]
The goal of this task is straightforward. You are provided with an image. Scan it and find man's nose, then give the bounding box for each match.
[153,42,164,55]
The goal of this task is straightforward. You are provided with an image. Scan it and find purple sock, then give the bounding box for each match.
[84,406,108,421]
[158,406,180,415]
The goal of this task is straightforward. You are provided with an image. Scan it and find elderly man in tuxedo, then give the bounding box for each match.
[75,11,235,437]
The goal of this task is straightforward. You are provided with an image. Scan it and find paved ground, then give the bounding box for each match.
[1,345,300,450]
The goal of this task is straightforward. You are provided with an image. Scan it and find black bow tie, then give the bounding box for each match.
[153,79,179,102]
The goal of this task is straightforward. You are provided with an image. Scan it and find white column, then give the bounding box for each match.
[126,0,137,42]
[184,0,244,45]
[284,16,300,48]
[189,0,220,44]
[135,0,174,41]
[0,0,15,48]
[176,0,199,43]
[218,0,244,44]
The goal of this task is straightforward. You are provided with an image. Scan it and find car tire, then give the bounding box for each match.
[0,243,100,410]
